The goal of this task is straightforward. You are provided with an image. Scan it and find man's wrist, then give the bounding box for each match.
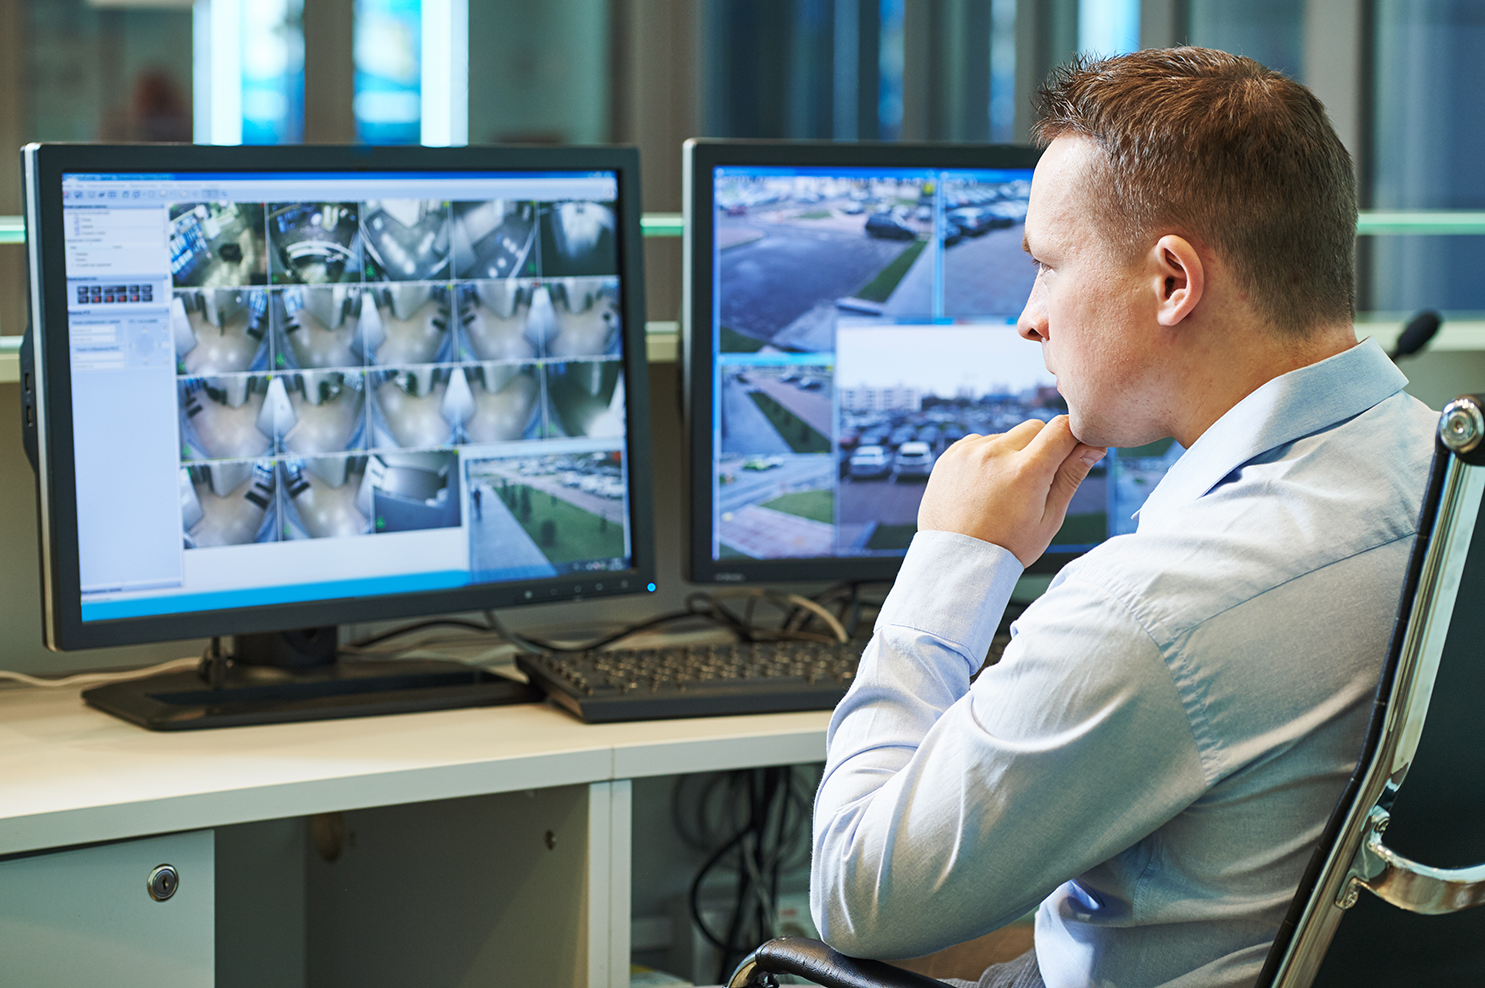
[877,531,1023,665]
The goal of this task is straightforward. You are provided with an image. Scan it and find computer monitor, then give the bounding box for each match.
[683,140,1181,585]
[20,143,655,727]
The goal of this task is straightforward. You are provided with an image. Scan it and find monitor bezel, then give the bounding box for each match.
[24,142,656,652]
[683,138,1056,585]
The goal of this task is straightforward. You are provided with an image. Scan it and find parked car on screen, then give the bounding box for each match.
[849,445,891,479]
[865,211,916,240]
[947,207,993,236]
[894,441,934,478]
[982,201,1026,227]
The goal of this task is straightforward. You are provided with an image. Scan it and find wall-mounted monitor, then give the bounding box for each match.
[683,140,1181,585]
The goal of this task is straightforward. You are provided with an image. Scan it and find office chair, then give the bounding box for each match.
[730,396,1485,988]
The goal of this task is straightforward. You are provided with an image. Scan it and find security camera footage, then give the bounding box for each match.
[62,169,633,620]
[706,164,1178,563]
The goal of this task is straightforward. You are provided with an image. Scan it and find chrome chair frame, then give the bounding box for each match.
[731,396,1485,988]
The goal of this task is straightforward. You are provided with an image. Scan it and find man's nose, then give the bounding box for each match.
[1017,288,1046,342]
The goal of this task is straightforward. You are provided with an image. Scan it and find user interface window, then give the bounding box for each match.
[707,165,1180,563]
[62,170,632,621]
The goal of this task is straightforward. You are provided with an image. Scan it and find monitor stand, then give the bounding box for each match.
[81,626,541,731]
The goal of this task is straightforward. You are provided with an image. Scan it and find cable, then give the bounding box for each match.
[349,617,495,650]
[678,766,819,982]
[483,609,548,655]
[706,588,850,643]
[0,654,198,688]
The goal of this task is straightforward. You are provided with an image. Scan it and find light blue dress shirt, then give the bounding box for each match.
[811,339,1440,988]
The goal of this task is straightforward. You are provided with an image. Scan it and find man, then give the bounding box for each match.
[810,48,1439,988]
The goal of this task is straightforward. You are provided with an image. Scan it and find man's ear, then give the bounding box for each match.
[1152,234,1203,327]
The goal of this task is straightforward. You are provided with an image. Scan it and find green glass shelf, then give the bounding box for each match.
[1356,212,1485,234]
[640,213,683,237]
[1,210,1482,245]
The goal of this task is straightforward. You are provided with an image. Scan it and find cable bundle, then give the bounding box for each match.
[672,766,821,983]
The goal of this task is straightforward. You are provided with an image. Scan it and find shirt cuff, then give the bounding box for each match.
[877,530,1023,661]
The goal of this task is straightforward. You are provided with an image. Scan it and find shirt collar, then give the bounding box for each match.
[1136,338,1409,521]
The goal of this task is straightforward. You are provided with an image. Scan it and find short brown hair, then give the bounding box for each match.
[1033,47,1357,336]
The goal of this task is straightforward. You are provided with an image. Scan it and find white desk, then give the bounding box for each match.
[0,686,830,988]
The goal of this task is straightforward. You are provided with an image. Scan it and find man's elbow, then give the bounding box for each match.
[810,860,932,960]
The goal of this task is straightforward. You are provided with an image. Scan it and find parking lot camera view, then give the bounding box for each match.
[706,163,1179,564]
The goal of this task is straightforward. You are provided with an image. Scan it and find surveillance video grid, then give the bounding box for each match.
[170,195,629,562]
[708,167,1150,562]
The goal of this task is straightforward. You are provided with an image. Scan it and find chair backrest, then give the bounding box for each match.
[1258,395,1485,988]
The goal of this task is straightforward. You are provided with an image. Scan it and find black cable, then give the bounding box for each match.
[349,618,493,649]
[677,766,813,983]
[525,608,730,653]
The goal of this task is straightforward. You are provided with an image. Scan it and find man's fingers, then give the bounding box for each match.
[998,418,1047,450]
[1019,415,1081,476]
[1045,443,1107,521]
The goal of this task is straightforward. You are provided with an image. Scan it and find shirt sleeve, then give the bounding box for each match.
[810,531,1209,959]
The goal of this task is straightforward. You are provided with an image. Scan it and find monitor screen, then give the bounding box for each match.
[683,140,1180,584]
[23,144,654,652]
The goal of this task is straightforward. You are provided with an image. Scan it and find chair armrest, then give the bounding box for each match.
[728,937,955,988]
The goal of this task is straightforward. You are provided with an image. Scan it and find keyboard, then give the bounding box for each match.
[516,639,868,723]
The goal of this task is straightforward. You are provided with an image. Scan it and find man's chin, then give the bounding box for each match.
[1068,412,1157,450]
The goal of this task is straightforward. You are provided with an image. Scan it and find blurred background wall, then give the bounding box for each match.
[1,0,1483,673]
[1,0,1483,338]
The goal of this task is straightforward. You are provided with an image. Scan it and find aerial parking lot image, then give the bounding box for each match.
[714,452,835,559]
[1109,437,1184,536]
[938,176,1034,318]
[833,320,1105,553]
[466,450,627,580]
[719,363,832,455]
[716,175,930,352]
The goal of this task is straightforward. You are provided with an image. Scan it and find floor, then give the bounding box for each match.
[281,385,365,456]
[184,389,272,460]
[460,298,538,361]
[373,294,451,365]
[375,378,454,447]
[186,472,269,546]
[179,304,264,376]
[283,462,370,538]
[466,371,540,442]
[281,305,362,369]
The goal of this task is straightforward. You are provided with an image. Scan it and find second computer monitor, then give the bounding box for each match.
[683,140,1181,584]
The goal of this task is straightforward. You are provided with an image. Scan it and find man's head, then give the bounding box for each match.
[1017,47,1359,447]
[1033,47,1357,334]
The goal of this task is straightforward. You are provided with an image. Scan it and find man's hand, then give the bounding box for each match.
[918,416,1107,568]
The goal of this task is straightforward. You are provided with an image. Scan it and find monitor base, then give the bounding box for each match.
[82,657,542,731]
